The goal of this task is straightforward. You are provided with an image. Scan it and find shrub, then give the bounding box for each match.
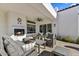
[62,36,74,43]
[76,37,79,44]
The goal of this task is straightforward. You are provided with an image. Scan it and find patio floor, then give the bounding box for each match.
[56,40,79,56]
[37,40,79,56]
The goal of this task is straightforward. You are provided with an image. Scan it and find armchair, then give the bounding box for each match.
[45,33,53,48]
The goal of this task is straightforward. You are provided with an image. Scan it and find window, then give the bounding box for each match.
[40,25,43,33]
[27,24,36,33]
[27,20,36,34]
[40,24,46,34]
[47,24,52,32]
[39,24,52,34]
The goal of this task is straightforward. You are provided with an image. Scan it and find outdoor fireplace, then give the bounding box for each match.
[14,29,25,35]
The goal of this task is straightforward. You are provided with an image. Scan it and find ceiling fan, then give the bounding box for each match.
[37,17,43,22]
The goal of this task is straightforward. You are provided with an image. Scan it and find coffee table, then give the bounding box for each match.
[36,39,46,53]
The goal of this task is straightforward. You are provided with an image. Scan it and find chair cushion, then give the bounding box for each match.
[16,40,25,46]
[6,43,19,56]
[22,41,36,51]
[3,36,24,56]
[0,37,8,56]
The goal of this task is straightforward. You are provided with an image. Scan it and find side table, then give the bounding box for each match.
[36,39,46,53]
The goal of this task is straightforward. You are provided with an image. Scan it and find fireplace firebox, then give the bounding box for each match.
[14,29,25,35]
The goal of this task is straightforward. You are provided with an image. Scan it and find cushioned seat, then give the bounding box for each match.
[3,36,24,56]
[16,40,25,46]
[0,37,7,56]
[2,36,37,56]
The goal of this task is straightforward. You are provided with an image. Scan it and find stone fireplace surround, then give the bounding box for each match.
[10,28,35,51]
[10,25,26,41]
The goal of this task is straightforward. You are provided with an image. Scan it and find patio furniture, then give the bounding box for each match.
[23,36,34,43]
[2,36,37,56]
[10,34,26,41]
[45,33,53,48]
[52,46,70,56]
[36,39,46,53]
[0,37,8,56]
[22,41,36,51]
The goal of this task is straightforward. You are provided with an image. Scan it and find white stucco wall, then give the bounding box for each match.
[78,14,79,36]
[77,7,79,36]
[7,12,27,36]
[57,6,79,40]
[0,10,7,37]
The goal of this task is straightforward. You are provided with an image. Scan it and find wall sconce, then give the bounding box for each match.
[54,24,56,27]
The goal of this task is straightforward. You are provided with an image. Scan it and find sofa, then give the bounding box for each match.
[0,36,37,56]
[0,36,8,56]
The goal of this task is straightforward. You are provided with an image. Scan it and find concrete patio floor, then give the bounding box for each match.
[56,40,79,56]
[37,40,79,56]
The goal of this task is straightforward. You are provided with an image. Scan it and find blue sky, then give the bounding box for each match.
[51,3,77,11]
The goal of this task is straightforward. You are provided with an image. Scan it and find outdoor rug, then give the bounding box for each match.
[38,51,52,56]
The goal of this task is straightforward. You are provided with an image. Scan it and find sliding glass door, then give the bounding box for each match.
[47,24,52,33]
[40,25,46,34]
[39,24,52,34]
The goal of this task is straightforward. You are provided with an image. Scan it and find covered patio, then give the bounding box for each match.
[0,3,57,36]
[0,3,58,56]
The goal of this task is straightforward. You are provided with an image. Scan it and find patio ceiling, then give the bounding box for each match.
[0,3,56,21]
